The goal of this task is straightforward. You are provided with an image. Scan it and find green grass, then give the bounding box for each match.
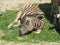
[0,10,60,43]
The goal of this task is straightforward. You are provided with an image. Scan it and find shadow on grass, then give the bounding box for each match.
[0,12,3,16]
[38,3,60,34]
[39,3,53,23]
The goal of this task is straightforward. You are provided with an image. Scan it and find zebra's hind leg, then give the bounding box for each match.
[34,29,42,34]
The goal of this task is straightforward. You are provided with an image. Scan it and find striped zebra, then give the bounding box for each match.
[19,16,44,35]
[7,3,44,29]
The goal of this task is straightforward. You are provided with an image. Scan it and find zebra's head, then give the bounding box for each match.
[19,16,44,36]
[19,16,33,36]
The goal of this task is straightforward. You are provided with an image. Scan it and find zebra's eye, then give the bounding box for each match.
[37,16,43,19]
[26,20,30,25]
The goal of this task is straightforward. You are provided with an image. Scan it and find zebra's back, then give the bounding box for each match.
[18,3,44,19]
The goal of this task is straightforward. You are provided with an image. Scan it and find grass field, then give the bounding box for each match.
[0,4,60,43]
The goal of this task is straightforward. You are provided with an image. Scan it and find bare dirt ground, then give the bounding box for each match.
[0,40,60,45]
[0,0,21,12]
[0,0,51,12]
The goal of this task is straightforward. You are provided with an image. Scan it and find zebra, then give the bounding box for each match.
[19,16,44,35]
[7,3,44,29]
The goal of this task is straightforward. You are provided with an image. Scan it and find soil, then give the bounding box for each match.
[0,0,51,12]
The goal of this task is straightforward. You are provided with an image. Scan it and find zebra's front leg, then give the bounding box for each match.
[34,20,44,34]
[7,19,18,29]
[13,20,21,27]
[7,11,22,29]
[35,29,42,34]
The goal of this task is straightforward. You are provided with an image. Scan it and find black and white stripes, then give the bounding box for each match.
[17,3,44,20]
[7,3,44,29]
